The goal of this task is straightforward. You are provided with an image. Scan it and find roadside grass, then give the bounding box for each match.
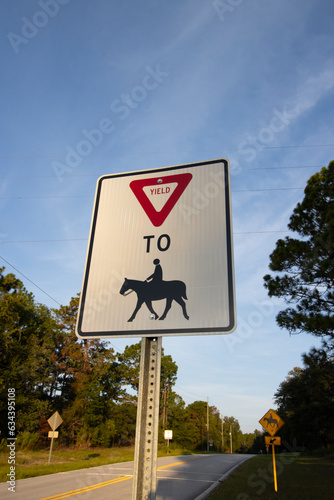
[0,446,193,482]
[208,454,334,500]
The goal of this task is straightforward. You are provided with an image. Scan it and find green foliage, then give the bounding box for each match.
[264,161,334,453]
[263,161,334,345]
[223,415,244,452]
[117,340,178,430]
[0,268,132,447]
[0,267,56,437]
[16,432,40,451]
[274,348,334,449]
[163,391,186,443]
[181,400,208,450]
[0,266,260,452]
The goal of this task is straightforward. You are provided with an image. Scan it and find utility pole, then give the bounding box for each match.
[221,417,224,453]
[207,397,209,453]
[230,425,233,454]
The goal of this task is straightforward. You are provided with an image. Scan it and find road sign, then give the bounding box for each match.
[47,411,63,431]
[76,159,236,338]
[264,434,283,492]
[48,431,59,439]
[164,430,173,440]
[259,409,285,437]
[47,412,62,465]
[265,436,281,447]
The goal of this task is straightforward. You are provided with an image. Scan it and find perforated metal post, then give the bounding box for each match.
[132,336,162,500]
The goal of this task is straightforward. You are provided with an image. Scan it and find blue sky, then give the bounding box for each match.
[1,0,334,434]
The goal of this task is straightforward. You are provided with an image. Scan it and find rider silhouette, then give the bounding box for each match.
[146,259,163,286]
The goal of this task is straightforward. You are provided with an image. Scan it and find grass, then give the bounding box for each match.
[208,453,334,500]
[0,446,135,482]
[0,445,193,482]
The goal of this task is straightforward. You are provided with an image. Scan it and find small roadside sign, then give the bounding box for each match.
[164,430,173,440]
[48,411,63,431]
[259,409,284,437]
[260,413,284,493]
[164,429,173,449]
[47,412,63,465]
[48,431,59,439]
[265,436,281,447]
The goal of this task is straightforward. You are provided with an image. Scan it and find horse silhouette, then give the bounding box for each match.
[263,414,278,427]
[120,277,189,322]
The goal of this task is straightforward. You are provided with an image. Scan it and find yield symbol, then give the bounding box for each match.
[130,173,192,227]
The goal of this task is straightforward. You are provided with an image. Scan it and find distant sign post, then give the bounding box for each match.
[47,411,63,465]
[76,159,236,500]
[259,409,285,492]
[164,430,173,449]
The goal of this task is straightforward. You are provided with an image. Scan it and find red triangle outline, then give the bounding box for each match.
[130,173,192,227]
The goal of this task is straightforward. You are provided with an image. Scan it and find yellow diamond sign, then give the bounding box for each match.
[259,409,284,437]
[47,411,63,431]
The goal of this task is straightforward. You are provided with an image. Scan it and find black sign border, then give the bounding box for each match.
[76,159,236,338]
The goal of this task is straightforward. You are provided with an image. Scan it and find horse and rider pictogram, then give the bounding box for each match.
[119,259,189,322]
[259,409,285,437]
[263,413,278,427]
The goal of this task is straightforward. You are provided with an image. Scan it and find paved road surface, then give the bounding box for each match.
[0,454,254,500]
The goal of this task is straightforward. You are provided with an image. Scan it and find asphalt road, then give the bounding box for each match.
[0,453,254,500]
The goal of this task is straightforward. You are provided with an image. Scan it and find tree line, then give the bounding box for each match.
[264,161,334,451]
[0,271,259,452]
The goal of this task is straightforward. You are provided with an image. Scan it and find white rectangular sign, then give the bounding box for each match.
[164,430,173,440]
[76,159,236,338]
[48,431,59,439]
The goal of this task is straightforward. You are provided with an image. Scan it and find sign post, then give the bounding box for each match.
[259,410,284,492]
[47,411,63,465]
[76,159,236,500]
[164,430,173,449]
[132,337,162,500]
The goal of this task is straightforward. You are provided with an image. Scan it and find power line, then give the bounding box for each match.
[232,187,304,192]
[0,231,292,244]
[174,385,207,400]
[6,226,333,243]
[0,255,61,306]
[233,230,290,234]
[0,187,306,200]
[0,239,87,243]
[0,195,92,199]
[0,165,325,180]
[0,143,333,161]
[235,165,322,171]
